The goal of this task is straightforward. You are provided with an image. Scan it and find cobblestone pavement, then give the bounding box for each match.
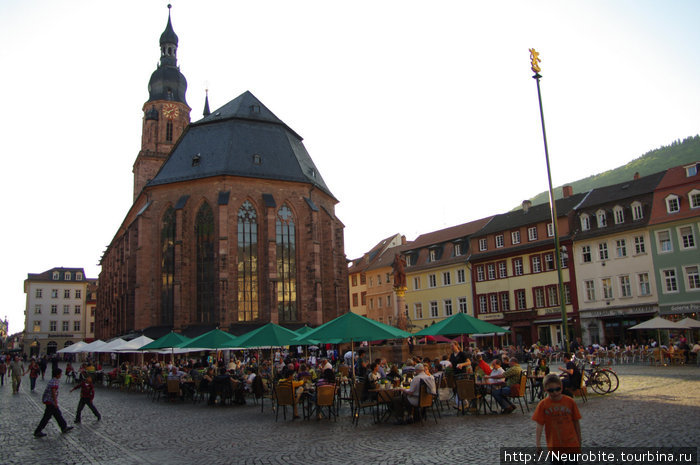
[1,364,698,465]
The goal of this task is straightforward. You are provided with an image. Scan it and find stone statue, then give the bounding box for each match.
[392,253,407,289]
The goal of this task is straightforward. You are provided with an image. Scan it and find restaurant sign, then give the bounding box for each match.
[660,303,700,315]
[581,306,657,319]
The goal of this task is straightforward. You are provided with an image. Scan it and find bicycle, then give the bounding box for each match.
[576,359,619,394]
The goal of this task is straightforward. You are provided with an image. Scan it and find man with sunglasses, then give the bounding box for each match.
[532,373,582,461]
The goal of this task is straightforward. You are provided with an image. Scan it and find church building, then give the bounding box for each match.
[97,9,349,339]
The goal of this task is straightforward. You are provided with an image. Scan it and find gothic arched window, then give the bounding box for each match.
[160,207,175,325]
[276,204,297,321]
[166,120,173,142]
[195,202,215,323]
[237,201,258,321]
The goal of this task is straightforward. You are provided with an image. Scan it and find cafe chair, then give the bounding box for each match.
[166,379,181,402]
[508,373,529,413]
[454,377,480,415]
[415,381,438,425]
[315,385,337,421]
[274,380,303,421]
[350,382,377,426]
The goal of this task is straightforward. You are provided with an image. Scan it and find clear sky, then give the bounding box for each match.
[1,1,699,334]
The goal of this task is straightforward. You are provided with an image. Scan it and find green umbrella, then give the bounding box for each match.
[234,323,300,348]
[294,325,315,336]
[414,313,508,349]
[138,331,192,363]
[178,329,240,350]
[138,331,191,350]
[294,312,412,378]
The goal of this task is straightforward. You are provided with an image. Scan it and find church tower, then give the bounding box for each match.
[133,5,191,200]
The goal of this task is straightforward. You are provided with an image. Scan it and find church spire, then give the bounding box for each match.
[203,89,211,117]
[147,4,188,104]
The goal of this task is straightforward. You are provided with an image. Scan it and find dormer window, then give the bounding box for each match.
[52,271,60,280]
[580,214,591,231]
[478,238,487,251]
[631,201,643,220]
[64,272,71,280]
[428,247,442,262]
[192,154,201,167]
[596,209,607,228]
[688,189,700,209]
[685,163,698,177]
[76,272,83,281]
[454,243,463,256]
[666,194,680,214]
[613,206,624,224]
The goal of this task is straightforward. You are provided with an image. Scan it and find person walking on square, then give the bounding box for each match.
[532,373,581,462]
[71,375,101,423]
[9,355,25,394]
[34,368,73,437]
[26,358,40,391]
[39,356,48,381]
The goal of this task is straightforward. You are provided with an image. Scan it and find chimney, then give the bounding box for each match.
[401,235,407,245]
[562,185,573,198]
[522,200,532,213]
[633,172,640,180]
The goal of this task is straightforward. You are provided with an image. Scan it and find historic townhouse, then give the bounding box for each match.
[348,234,405,319]
[648,162,700,318]
[469,188,583,348]
[571,172,665,346]
[403,218,491,331]
[23,267,92,357]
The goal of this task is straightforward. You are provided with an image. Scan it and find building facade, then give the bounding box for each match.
[97,10,348,340]
[23,267,91,357]
[571,172,665,346]
[648,162,700,318]
[403,218,491,331]
[469,190,582,348]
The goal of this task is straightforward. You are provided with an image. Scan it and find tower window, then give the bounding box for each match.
[252,154,262,165]
[166,121,173,142]
[192,154,201,167]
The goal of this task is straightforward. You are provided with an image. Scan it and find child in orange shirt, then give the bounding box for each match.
[532,373,582,459]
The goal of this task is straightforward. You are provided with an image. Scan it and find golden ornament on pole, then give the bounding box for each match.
[529,48,541,74]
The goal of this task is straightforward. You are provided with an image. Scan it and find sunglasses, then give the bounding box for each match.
[546,387,562,393]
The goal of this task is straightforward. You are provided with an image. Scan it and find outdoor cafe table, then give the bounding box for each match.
[371,387,407,423]
[475,381,504,414]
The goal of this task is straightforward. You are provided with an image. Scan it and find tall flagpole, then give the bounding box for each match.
[529,49,570,353]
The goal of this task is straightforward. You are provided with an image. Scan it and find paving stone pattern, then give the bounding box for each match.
[1,364,698,465]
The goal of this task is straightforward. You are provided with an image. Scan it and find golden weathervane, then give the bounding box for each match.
[529,48,541,74]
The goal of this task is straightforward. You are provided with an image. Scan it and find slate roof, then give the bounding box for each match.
[148,91,335,199]
[474,194,586,236]
[574,170,666,209]
[26,267,88,282]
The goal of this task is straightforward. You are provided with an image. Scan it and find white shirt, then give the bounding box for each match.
[487,367,504,385]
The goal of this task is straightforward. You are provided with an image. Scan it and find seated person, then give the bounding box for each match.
[390,363,436,424]
[489,358,523,414]
[558,353,581,397]
[244,367,257,392]
[280,369,304,419]
[315,368,335,387]
[386,365,402,386]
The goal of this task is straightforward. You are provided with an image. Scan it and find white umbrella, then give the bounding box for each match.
[78,340,107,353]
[94,338,129,353]
[114,336,154,352]
[58,341,87,354]
[628,317,687,365]
[677,318,700,329]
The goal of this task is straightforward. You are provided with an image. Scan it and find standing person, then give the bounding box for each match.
[532,373,582,460]
[9,355,25,394]
[26,358,40,391]
[558,353,581,397]
[34,368,73,437]
[449,341,469,408]
[38,356,48,381]
[0,357,6,387]
[70,375,101,423]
